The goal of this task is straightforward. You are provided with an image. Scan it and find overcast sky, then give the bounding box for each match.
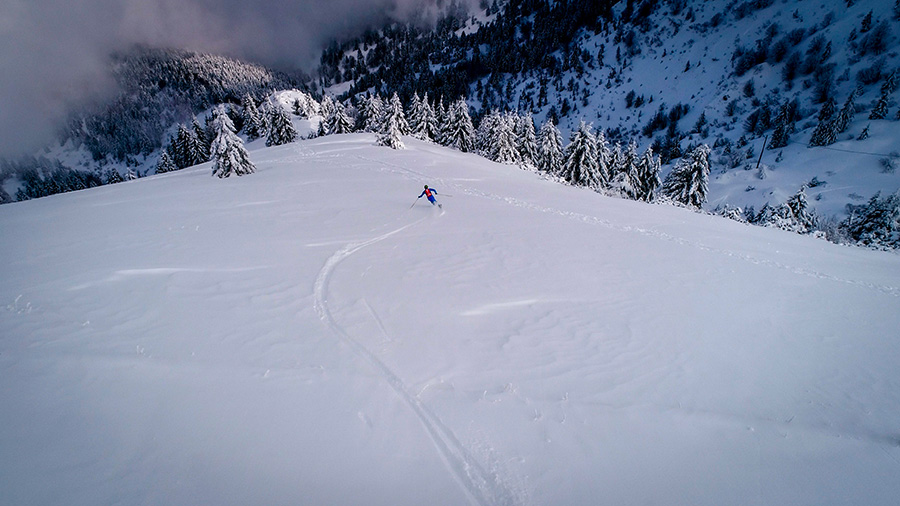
[0,0,472,159]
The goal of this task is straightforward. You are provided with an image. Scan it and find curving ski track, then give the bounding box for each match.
[313,218,521,506]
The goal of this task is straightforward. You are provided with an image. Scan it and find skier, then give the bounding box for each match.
[418,185,441,208]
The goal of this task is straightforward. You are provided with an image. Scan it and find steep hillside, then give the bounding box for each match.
[316,0,900,219]
[2,134,899,505]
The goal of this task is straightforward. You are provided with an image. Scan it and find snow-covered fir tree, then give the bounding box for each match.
[475,110,500,156]
[320,96,336,124]
[858,124,871,140]
[718,204,746,223]
[768,186,818,234]
[192,117,211,160]
[412,92,439,142]
[170,124,191,169]
[155,151,177,174]
[870,92,890,120]
[769,102,792,149]
[493,113,521,165]
[834,88,860,134]
[808,98,838,147]
[611,140,641,200]
[869,68,895,121]
[241,94,265,140]
[536,119,564,176]
[407,93,426,137]
[561,121,599,188]
[185,122,209,167]
[595,129,611,189]
[444,98,475,152]
[378,111,405,150]
[171,124,207,169]
[386,93,410,135]
[357,94,384,133]
[661,144,711,209]
[210,105,256,178]
[608,143,624,189]
[843,191,900,248]
[436,96,451,146]
[515,114,538,168]
[266,103,298,147]
[636,145,661,202]
[326,101,354,134]
[105,168,124,184]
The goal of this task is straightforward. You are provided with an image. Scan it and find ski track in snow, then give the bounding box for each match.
[352,153,898,298]
[313,214,524,506]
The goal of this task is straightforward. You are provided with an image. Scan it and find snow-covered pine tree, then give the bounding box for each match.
[882,69,898,96]
[266,102,298,146]
[636,145,661,202]
[537,119,564,176]
[870,92,890,120]
[843,191,900,248]
[769,102,792,149]
[476,110,501,157]
[858,124,871,140]
[418,96,437,141]
[752,202,776,225]
[377,110,405,150]
[611,140,641,199]
[172,124,192,169]
[608,142,624,187]
[210,105,256,178]
[320,96,336,124]
[445,98,475,152]
[355,94,381,132]
[105,168,125,184]
[192,117,211,161]
[834,88,860,134]
[155,150,177,174]
[436,96,450,146]
[808,98,837,147]
[661,144,711,209]
[772,186,818,233]
[241,94,265,141]
[326,101,354,134]
[493,113,521,165]
[407,93,425,137]
[386,93,410,135]
[562,121,599,187]
[595,129,611,189]
[415,92,439,142]
[515,114,538,168]
[185,122,208,167]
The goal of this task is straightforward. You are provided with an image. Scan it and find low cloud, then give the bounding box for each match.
[0,0,473,158]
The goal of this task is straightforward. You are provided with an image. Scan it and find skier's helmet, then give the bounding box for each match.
[424,185,428,189]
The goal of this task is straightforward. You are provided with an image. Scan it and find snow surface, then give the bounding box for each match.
[2,134,900,505]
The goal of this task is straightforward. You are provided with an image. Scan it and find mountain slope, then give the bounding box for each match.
[318,0,900,219]
[1,134,899,505]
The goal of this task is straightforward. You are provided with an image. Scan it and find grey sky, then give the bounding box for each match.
[0,0,472,158]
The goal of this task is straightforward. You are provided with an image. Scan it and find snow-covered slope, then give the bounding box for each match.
[2,135,899,505]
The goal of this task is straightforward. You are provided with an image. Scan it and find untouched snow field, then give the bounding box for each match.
[2,135,899,505]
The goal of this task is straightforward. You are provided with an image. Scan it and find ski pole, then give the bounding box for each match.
[409,198,419,209]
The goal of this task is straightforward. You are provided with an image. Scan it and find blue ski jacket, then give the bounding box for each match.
[419,187,438,203]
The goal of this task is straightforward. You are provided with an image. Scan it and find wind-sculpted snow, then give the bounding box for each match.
[1,134,899,505]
